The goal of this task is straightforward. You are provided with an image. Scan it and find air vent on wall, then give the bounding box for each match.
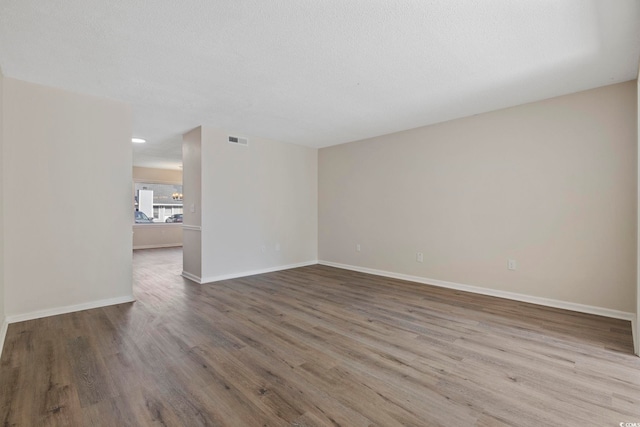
[228,135,249,146]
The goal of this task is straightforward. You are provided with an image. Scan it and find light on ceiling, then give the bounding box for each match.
[132,137,146,143]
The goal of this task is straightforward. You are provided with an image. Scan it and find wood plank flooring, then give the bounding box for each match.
[1,247,639,426]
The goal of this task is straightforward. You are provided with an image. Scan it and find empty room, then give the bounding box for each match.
[0,1,639,426]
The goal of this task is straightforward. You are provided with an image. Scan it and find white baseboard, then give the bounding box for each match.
[632,317,638,356]
[133,243,183,250]
[199,260,319,284]
[318,260,635,322]
[0,318,8,359]
[181,271,202,284]
[5,295,136,324]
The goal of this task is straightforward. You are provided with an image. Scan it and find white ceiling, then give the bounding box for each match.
[1,1,639,170]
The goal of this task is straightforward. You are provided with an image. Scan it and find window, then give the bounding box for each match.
[134,182,183,224]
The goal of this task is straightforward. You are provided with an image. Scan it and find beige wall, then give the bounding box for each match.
[199,127,317,281]
[132,166,183,249]
[132,224,182,249]
[133,166,182,183]
[3,78,134,317]
[0,71,5,342]
[319,81,637,313]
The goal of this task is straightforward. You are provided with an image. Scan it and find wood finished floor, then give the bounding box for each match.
[1,247,639,426]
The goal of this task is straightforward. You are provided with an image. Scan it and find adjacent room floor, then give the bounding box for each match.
[1,247,639,426]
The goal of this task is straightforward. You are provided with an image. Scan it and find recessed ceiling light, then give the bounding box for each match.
[132,137,146,143]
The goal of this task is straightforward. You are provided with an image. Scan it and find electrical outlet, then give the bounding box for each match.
[356,244,361,252]
[416,252,424,263]
[508,259,517,270]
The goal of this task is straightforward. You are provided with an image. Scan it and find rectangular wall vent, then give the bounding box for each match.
[228,135,249,146]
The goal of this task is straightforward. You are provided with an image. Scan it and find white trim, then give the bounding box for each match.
[133,223,183,228]
[200,260,318,284]
[5,295,136,324]
[0,318,8,359]
[133,178,182,185]
[318,260,635,322]
[636,60,640,356]
[632,317,638,356]
[181,271,202,284]
[133,243,183,250]
[182,225,202,231]
[635,63,639,355]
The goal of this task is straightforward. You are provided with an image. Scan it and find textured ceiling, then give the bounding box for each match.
[1,1,639,170]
